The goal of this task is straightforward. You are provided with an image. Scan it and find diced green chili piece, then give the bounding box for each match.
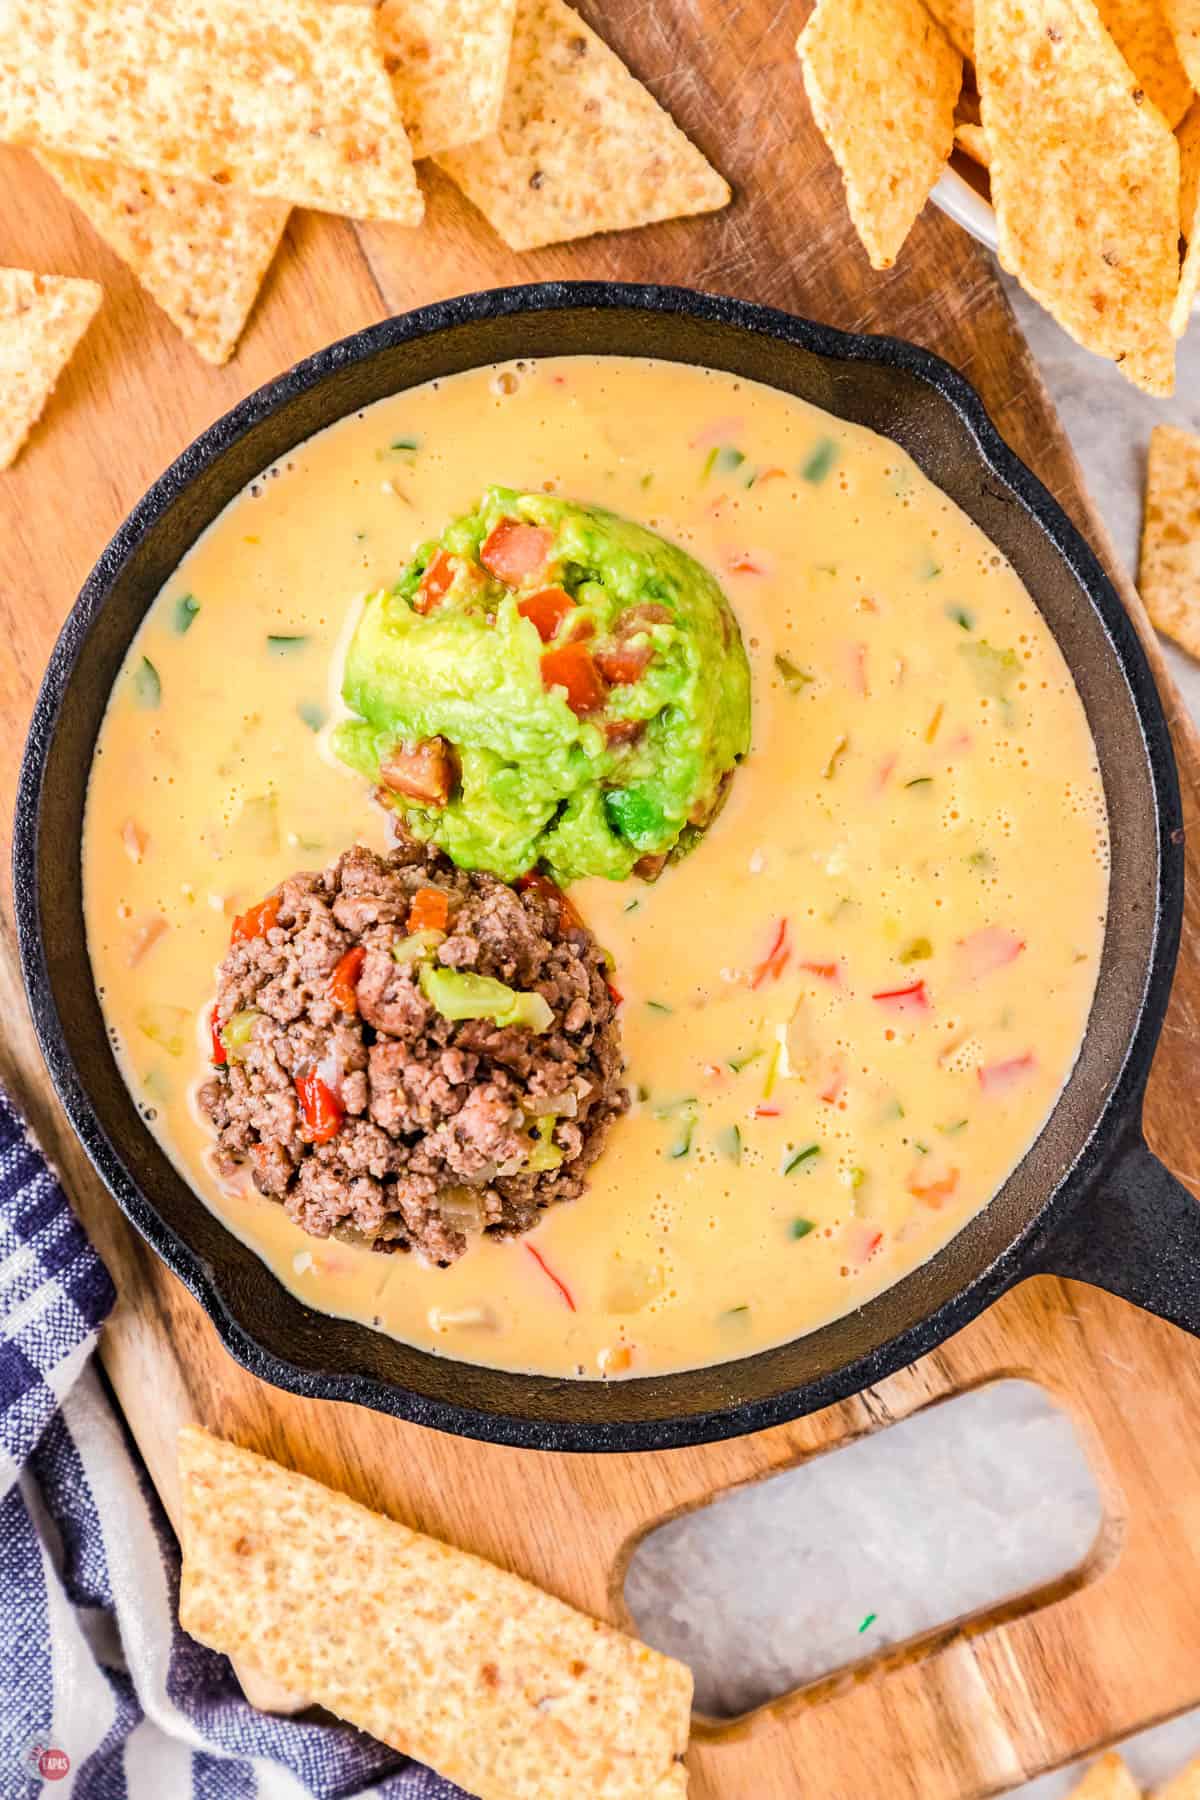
[221,1008,260,1062]
[646,999,673,1015]
[132,657,161,709]
[668,1115,695,1159]
[801,437,838,483]
[939,1119,969,1136]
[728,1049,763,1073]
[716,445,745,472]
[701,446,719,481]
[392,929,446,963]
[899,936,933,963]
[172,594,200,633]
[918,557,942,580]
[297,700,326,733]
[790,1217,816,1239]
[905,777,933,789]
[267,634,309,655]
[390,436,420,453]
[946,604,975,630]
[775,652,814,692]
[527,1115,563,1172]
[716,1124,742,1165]
[419,964,553,1033]
[783,1143,821,1175]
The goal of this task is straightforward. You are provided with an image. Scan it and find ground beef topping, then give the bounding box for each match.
[199,843,628,1265]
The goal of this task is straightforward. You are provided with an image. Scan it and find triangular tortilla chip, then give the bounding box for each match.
[435,0,729,251]
[1172,100,1200,332]
[798,0,962,271]
[955,119,991,165]
[177,1427,693,1800]
[1066,1754,1142,1800]
[1139,422,1200,658]
[1094,0,1193,125]
[1157,1755,1200,1799]
[379,0,518,159]
[978,0,1179,395]
[0,266,101,468]
[1165,0,1200,87]
[37,153,288,365]
[926,0,976,57]
[0,0,423,224]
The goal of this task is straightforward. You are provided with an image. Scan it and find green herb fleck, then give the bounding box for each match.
[132,657,161,709]
[668,1117,695,1160]
[646,999,673,1015]
[716,1124,742,1165]
[905,777,933,789]
[783,1143,821,1176]
[723,1304,751,1321]
[267,634,309,656]
[899,936,932,963]
[801,437,838,483]
[623,898,640,913]
[762,1042,781,1099]
[823,735,850,781]
[640,472,654,490]
[389,436,420,456]
[701,446,719,482]
[918,556,942,580]
[960,639,1020,701]
[914,1141,931,1155]
[858,1612,877,1634]
[716,445,745,473]
[850,1167,867,1189]
[172,594,200,634]
[947,605,975,630]
[967,849,993,870]
[728,1049,764,1073]
[297,700,326,733]
[652,1095,697,1118]
[881,1098,905,1121]
[939,1119,969,1136]
[790,1217,816,1239]
[775,652,814,693]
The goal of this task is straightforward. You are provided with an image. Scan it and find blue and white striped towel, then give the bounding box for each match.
[0,1089,467,1799]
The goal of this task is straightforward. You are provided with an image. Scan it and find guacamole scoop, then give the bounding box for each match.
[334,487,751,884]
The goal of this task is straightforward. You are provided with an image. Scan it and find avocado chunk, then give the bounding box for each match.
[334,487,752,883]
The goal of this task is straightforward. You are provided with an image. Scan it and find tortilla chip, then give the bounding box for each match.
[798,0,962,272]
[1139,422,1200,658]
[1172,100,1200,331]
[0,0,422,224]
[178,1427,692,1799]
[1094,0,1194,124]
[36,154,287,366]
[926,0,977,57]
[1157,1757,1200,1799]
[955,120,992,164]
[435,0,729,251]
[1067,1755,1142,1800]
[977,0,1179,396]
[379,0,518,159]
[0,266,101,469]
[1165,0,1200,87]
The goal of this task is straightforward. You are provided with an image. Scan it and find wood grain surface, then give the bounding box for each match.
[2,3,1199,1794]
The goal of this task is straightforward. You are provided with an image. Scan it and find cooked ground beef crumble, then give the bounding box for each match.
[198,843,628,1264]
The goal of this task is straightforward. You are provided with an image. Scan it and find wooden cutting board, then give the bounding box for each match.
[2,4,1200,1794]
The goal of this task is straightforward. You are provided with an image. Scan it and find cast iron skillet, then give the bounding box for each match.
[14,282,1197,1453]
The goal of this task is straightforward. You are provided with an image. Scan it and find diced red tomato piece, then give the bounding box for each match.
[328,946,366,1013]
[604,718,645,747]
[726,550,769,576]
[957,927,1025,982]
[845,1223,884,1261]
[296,1070,344,1145]
[414,549,456,615]
[380,736,456,806]
[799,959,842,985]
[907,1168,960,1207]
[750,919,791,989]
[754,1104,781,1118]
[978,1052,1038,1095]
[516,871,585,934]
[871,979,930,1014]
[231,893,280,946]
[480,519,553,585]
[407,886,449,934]
[517,586,575,642]
[209,1005,227,1066]
[540,642,607,716]
[595,639,653,686]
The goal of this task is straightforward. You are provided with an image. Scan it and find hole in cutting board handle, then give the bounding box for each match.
[623,1379,1108,1721]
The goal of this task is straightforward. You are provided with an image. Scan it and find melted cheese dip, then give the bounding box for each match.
[83,356,1109,1379]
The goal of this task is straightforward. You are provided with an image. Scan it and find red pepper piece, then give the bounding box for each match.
[871,979,930,1014]
[517,586,575,642]
[480,519,553,584]
[209,1004,227,1066]
[379,736,456,805]
[750,919,791,989]
[413,549,456,615]
[594,639,652,686]
[516,871,586,934]
[977,1052,1037,1094]
[407,886,450,934]
[525,1242,576,1311]
[296,1070,344,1145]
[328,946,366,1013]
[539,641,607,716]
[907,1168,960,1207]
[231,893,280,946]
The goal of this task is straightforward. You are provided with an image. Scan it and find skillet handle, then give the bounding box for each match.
[1031,1133,1200,1335]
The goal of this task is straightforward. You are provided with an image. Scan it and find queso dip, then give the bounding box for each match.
[83,356,1109,1379]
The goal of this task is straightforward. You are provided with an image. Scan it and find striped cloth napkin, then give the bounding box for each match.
[0,1089,466,1799]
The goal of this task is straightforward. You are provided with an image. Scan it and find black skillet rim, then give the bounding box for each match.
[14,282,1185,1452]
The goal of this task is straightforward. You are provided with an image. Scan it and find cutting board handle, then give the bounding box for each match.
[1030,1130,1200,1334]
